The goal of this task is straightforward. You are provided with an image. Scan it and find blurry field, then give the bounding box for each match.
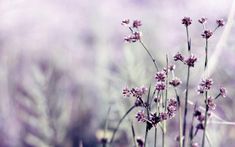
[0,0,235,146]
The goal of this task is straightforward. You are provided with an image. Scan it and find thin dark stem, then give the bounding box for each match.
[189,103,197,146]
[131,121,137,147]
[162,55,169,147]
[110,105,136,144]
[144,85,151,147]
[186,26,191,53]
[139,40,159,71]
[204,39,208,70]
[128,26,159,71]
[182,24,191,147]
[154,127,157,147]
[183,66,190,147]
[202,91,209,147]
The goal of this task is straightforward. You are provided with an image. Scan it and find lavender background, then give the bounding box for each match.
[0,0,235,146]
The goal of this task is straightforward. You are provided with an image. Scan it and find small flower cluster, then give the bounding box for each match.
[173,52,197,67]
[198,17,225,39]
[169,77,182,87]
[182,17,192,26]
[122,86,147,107]
[167,98,178,119]
[197,78,213,94]
[122,19,142,42]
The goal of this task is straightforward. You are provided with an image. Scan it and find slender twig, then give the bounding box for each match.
[110,105,136,144]
[183,66,190,147]
[144,85,151,147]
[170,68,183,147]
[131,121,137,147]
[183,25,191,147]
[189,103,198,146]
[154,127,157,147]
[186,26,191,53]
[139,40,159,71]
[204,39,208,70]
[162,55,169,147]
[128,26,159,71]
[202,91,209,147]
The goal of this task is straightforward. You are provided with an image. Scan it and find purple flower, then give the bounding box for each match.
[173,52,184,62]
[168,64,176,71]
[121,19,130,25]
[155,71,166,82]
[201,30,213,39]
[136,110,146,122]
[169,77,182,87]
[124,32,142,43]
[182,17,192,26]
[133,20,142,28]
[131,86,147,98]
[216,19,225,27]
[122,87,131,97]
[155,82,165,91]
[184,54,197,67]
[207,96,216,110]
[167,98,178,119]
[200,78,213,91]
[219,87,227,98]
[160,112,168,120]
[198,17,207,24]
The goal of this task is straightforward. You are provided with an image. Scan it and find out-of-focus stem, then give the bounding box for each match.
[110,105,136,144]
[202,91,208,147]
[103,106,111,147]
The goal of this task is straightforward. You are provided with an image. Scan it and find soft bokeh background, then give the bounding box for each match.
[0,0,235,146]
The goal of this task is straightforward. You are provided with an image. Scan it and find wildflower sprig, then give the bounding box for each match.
[105,17,227,147]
